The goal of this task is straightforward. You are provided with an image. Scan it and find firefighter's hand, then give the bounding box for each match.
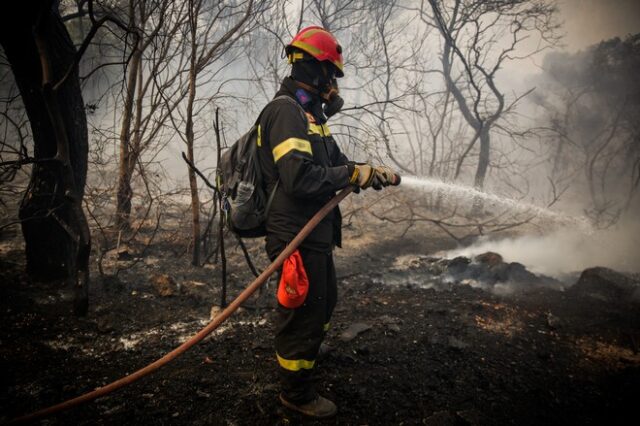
[349,163,383,190]
[373,165,399,187]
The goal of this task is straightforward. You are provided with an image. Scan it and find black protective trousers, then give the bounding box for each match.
[274,247,337,404]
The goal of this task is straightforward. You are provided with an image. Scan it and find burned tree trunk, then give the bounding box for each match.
[474,128,490,191]
[470,128,491,216]
[115,16,142,230]
[186,0,201,266]
[1,1,91,315]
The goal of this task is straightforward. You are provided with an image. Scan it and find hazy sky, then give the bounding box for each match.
[559,0,640,50]
[498,0,640,96]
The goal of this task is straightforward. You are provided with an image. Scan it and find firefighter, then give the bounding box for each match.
[256,26,398,418]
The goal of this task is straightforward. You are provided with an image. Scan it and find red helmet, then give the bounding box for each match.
[286,26,344,77]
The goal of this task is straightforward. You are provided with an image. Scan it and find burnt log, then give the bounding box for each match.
[569,267,640,303]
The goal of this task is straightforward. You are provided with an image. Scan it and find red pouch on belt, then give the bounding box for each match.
[277,249,309,308]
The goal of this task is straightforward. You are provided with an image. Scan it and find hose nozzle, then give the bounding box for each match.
[390,173,401,186]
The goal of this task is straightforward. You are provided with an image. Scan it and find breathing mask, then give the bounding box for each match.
[320,78,344,118]
[291,56,344,119]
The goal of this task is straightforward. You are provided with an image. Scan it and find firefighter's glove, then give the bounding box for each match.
[349,163,383,190]
[373,165,398,187]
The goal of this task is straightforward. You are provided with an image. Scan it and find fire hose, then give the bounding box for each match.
[12,173,401,424]
[11,186,354,424]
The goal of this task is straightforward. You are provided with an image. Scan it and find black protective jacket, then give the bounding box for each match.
[257,77,352,257]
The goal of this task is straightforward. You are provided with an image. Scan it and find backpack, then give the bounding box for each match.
[218,95,304,238]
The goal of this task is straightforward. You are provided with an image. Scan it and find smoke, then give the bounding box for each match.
[558,0,640,51]
[445,219,640,278]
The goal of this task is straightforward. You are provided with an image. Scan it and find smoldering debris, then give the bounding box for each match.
[373,252,563,295]
[375,251,640,302]
[569,267,640,303]
[443,223,640,277]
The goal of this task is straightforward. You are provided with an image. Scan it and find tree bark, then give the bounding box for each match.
[115,1,142,230]
[186,0,201,266]
[474,128,490,190]
[185,107,201,266]
[471,128,490,216]
[1,1,91,313]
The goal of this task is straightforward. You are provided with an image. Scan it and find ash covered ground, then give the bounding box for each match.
[1,219,639,426]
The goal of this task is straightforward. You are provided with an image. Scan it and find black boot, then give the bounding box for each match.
[279,393,337,418]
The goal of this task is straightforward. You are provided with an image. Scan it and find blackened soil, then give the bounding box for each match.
[1,229,639,426]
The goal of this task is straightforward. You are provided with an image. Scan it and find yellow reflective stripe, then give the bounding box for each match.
[292,40,323,56]
[308,123,322,135]
[257,124,262,147]
[272,138,312,162]
[349,167,359,184]
[323,322,330,332]
[300,28,326,39]
[289,52,304,62]
[308,122,331,136]
[277,353,315,371]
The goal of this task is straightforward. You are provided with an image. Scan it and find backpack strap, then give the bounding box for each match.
[258,95,306,218]
[254,94,306,126]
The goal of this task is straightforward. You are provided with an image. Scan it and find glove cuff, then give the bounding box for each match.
[349,165,360,184]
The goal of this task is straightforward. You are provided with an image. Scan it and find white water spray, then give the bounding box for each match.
[398,176,640,276]
[401,175,591,230]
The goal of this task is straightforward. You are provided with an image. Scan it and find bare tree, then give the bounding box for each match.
[1,2,91,314]
[115,0,184,229]
[420,0,559,191]
[330,0,563,240]
[537,34,640,227]
[178,0,255,265]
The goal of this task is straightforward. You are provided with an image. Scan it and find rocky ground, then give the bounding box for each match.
[1,220,639,425]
